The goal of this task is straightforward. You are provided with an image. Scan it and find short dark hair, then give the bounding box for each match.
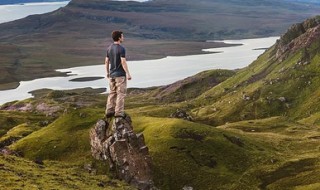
[112,30,123,41]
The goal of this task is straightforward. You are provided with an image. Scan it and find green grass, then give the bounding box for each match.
[10,107,104,163]
[148,69,236,103]
[2,85,320,189]
[0,110,45,137]
[176,30,320,126]
[217,117,320,190]
[132,116,278,190]
[0,154,135,190]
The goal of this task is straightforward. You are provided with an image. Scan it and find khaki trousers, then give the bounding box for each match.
[106,76,127,116]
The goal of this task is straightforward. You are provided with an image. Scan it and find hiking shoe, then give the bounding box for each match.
[105,112,115,118]
[114,112,126,118]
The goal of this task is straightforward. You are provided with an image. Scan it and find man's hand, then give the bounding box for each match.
[105,57,110,79]
[127,73,132,80]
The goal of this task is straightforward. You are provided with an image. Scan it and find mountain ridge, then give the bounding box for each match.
[186,16,320,125]
[0,0,68,5]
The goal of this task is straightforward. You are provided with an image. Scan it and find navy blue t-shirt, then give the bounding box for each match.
[106,44,126,77]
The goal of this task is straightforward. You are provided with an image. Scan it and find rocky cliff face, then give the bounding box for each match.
[275,16,320,60]
[90,114,155,190]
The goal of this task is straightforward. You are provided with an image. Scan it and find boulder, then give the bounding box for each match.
[223,134,244,147]
[90,114,155,190]
[170,109,193,121]
[278,97,287,102]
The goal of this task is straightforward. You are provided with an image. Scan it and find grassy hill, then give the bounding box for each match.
[186,16,320,126]
[0,0,320,89]
[0,154,135,190]
[1,16,320,189]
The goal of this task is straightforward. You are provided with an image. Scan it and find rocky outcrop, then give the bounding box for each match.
[275,16,320,60]
[170,109,193,121]
[0,102,61,116]
[90,114,155,190]
[0,147,19,156]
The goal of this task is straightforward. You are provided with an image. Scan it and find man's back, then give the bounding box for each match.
[107,44,126,78]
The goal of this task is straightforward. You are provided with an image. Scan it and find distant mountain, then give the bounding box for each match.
[285,0,320,5]
[0,0,68,5]
[0,0,319,89]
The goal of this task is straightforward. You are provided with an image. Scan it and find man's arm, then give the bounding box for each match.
[121,57,132,80]
[105,56,110,78]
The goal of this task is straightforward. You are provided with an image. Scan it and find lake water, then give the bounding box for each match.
[0,1,70,23]
[0,0,149,23]
[0,1,279,105]
[0,37,279,105]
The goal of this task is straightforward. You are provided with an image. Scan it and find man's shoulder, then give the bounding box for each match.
[107,43,113,50]
[108,44,125,49]
[119,45,126,54]
[119,44,125,50]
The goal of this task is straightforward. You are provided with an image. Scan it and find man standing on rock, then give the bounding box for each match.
[105,30,132,118]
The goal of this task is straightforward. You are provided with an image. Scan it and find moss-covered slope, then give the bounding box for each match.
[187,16,320,126]
[0,154,135,190]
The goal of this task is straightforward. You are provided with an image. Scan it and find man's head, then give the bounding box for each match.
[112,30,124,42]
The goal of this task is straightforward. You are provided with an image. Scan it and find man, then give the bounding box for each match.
[105,30,132,118]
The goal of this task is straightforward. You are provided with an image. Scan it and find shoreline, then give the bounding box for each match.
[0,1,69,24]
[0,40,238,91]
[0,36,279,105]
[0,1,70,6]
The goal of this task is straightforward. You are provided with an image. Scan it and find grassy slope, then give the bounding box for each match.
[3,65,320,189]
[3,103,278,189]
[0,110,46,137]
[132,117,276,189]
[0,91,136,189]
[184,26,320,126]
[10,107,102,162]
[218,117,320,190]
[6,103,320,189]
[0,154,134,190]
